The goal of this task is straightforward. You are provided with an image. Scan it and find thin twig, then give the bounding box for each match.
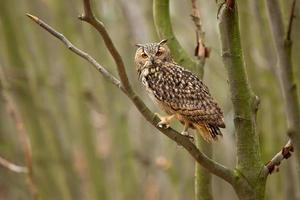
[0,65,38,199]
[26,14,124,93]
[26,10,235,185]
[286,0,297,41]
[190,0,210,61]
[263,139,294,176]
[0,156,28,173]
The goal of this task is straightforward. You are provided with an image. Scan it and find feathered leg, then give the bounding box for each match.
[181,121,189,135]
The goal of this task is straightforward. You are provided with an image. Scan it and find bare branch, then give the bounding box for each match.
[0,156,28,173]
[263,140,294,176]
[26,12,235,185]
[25,14,124,93]
[286,0,297,41]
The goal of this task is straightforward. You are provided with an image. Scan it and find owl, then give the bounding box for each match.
[134,39,225,142]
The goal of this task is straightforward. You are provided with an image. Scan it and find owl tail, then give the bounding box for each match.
[194,123,223,142]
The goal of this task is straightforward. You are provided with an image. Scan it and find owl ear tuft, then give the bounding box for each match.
[135,44,144,48]
[158,39,168,46]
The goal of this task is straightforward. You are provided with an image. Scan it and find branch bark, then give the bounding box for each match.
[265,0,300,181]
[26,6,235,185]
[218,1,265,199]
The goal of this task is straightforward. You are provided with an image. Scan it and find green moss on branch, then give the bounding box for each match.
[218,3,265,199]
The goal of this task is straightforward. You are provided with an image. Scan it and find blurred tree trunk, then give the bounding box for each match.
[265,0,300,183]
[195,138,213,200]
[103,83,140,200]
[0,1,75,199]
[284,162,298,200]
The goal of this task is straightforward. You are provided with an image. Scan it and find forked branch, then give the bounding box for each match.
[78,0,131,91]
[26,0,235,185]
[26,14,124,93]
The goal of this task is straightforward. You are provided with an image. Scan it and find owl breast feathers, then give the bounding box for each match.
[135,40,225,142]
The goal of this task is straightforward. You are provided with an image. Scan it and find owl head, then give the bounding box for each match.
[134,39,172,70]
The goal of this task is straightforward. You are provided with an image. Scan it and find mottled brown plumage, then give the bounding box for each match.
[134,40,225,142]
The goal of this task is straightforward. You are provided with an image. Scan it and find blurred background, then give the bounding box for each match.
[1,0,300,199]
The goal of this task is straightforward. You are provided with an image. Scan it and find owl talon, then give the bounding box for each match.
[157,123,170,129]
[181,131,189,136]
[157,120,170,129]
[187,135,194,142]
[181,131,194,141]
[155,113,174,129]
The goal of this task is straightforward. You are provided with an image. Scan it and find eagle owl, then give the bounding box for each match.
[134,39,225,142]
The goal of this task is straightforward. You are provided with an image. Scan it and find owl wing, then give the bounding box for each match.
[147,63,225,128]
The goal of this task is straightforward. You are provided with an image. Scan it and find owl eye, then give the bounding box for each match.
[156,51,163,56]
[141,53,148,58]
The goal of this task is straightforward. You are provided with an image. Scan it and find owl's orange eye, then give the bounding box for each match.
[156,51,163,56]
[141,53,148,58]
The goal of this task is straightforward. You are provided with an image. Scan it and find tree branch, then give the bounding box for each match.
[26,11,235,185]
[262,139,294,176]
[26,13,124,93]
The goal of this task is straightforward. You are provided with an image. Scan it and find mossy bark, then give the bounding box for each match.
[218,2,266,199]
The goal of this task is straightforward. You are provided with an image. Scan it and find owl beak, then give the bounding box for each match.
[150,56,155,64]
